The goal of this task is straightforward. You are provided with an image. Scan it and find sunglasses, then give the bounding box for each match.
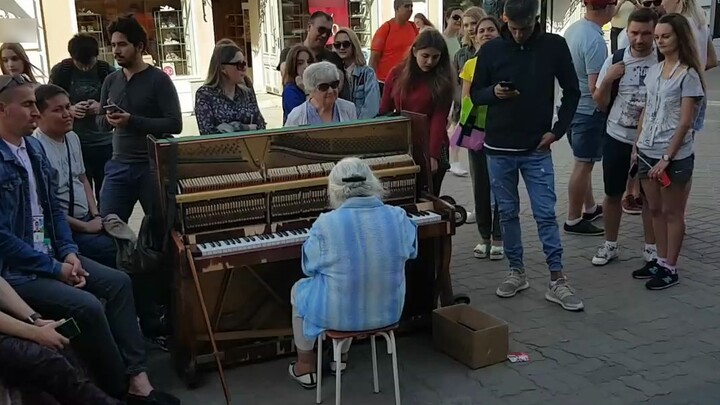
[0,74,30,95]
[317,81,340,92]
[451,14,462,20]
[316,26,332,37]
[333,41,352,50]
[642,0,661,6]
[222,61,247,70]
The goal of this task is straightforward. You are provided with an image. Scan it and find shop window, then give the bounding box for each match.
[74,0,194,77]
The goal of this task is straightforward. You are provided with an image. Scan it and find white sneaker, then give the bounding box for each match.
[473,243,489,258]
[466,212,476,224]
[448,163,469,177]
[643,246,657,262]
[489,245,504,260]
[592,243,619,266]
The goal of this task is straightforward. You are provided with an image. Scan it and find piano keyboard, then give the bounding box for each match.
[196,210,442,257]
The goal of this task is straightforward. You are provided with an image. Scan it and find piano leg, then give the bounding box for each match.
[185,249,232,404]
[437,235,471,306]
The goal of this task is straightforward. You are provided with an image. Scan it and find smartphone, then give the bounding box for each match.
[55,318,81,339]
[499,80,516,91]
[628,161,639,178]
[102,103,126,114]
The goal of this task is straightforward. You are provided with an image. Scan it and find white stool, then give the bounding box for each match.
[315,324,401,405]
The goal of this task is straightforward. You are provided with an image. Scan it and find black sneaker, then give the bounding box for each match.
[582,205,603,222]
[645,266,679,290]
[564,219,604,236]
[632,260,660,279]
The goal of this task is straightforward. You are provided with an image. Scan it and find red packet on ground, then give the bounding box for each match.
[507,352,530,363]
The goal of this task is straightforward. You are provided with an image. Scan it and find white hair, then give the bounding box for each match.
[328,157,385,208]
[302,61,340,92]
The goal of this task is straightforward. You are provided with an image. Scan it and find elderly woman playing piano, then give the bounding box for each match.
[287,157,418,388]
[284,61,357,126]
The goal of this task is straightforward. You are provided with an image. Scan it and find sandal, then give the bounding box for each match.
[288,362,317,389]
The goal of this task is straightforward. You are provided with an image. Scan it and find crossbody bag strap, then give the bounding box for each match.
[64,135,74,218]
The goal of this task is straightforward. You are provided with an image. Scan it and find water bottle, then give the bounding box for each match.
[44,238,54,258]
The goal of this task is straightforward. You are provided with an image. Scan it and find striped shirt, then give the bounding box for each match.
[294,196,418,340]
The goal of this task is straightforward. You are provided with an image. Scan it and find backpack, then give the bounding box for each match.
[51,58,112,92]
[608,47,664,110]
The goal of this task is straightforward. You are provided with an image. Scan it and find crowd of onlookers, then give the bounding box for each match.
[0,0,714,400]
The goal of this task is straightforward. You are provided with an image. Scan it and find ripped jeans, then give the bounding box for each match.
[486,150,563,272]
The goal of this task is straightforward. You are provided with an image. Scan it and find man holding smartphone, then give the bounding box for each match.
[591,9,660,267]
[96,16,182,224]
[471,0,583,311]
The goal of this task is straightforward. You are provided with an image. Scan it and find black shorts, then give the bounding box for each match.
[602,134,634,197]
[638,153,694,184]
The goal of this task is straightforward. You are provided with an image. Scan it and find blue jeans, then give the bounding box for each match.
[73,225,117,269]
[487,151,563,272]
[99,160,158,222]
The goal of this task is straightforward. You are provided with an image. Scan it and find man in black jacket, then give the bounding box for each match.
[471,0,584,311]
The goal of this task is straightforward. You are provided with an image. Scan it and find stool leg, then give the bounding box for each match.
[389,332,401,405]
[333,339,343,405]
[316,335,323,404]
[371,335,379,393]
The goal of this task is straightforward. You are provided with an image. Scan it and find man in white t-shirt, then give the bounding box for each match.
[591,8,660,267]
[617,0,664,49]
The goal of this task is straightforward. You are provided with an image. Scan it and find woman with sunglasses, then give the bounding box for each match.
[284,61,357,126]
[443,7,465,59]
[194,41,266,135]
[632,14,705,290]
[332,28,381,119]
[380,29,455,195]
[1,43,37,82]
[459,16,504,261]
[282,45,315,124]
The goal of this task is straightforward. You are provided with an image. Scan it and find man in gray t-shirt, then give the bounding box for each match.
[34,85,117,269]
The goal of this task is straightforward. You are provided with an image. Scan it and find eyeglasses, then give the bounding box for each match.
[222,61,247,70]
[333,41,352,50]
[642,0,661,6]
[316,81,340,92]
[451,14,462,21]
[0,74,30,95]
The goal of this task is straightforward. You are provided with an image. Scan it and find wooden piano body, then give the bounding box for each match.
[149,115,461,389]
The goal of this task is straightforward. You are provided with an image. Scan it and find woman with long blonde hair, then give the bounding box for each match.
[194,41,266,134]
[632,13,705,289]
[332,28,381,119]
[1,43,37,82]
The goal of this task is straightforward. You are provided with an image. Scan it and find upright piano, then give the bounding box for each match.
[149,115,464,396]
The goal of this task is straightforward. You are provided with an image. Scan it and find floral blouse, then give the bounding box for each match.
[194,84,267,135]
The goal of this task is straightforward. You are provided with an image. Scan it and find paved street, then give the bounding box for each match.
[138,69,720,404]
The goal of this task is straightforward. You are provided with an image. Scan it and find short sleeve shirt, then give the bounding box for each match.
[33,130,89,219]
[371,20,419,82]
[459,57,477,82]
[636,63,704,160]
[564,18,608,115]
[597,48,659,144]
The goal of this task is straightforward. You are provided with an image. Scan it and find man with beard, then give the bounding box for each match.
[617,0,665,47]
[96,16,181,337]
[276,11,334,74]
[591,8,661,268]
[49,34,114,201]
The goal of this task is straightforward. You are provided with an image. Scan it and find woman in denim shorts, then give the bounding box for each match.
[632,14,706,290]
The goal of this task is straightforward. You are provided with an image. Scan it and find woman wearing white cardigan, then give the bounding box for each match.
[284,61,357,126]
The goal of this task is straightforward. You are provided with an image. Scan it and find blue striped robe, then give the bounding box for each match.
[294,196,418,341]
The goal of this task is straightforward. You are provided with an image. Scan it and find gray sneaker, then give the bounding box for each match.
[496,269,530,298]
[545,278,584,311]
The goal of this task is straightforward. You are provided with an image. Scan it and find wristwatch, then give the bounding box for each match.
[26,312,42,325]
[661,154,671,162]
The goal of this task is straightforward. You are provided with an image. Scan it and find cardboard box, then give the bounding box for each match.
[432,304,509,369]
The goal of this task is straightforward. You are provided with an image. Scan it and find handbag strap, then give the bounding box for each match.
[64,135,74,218]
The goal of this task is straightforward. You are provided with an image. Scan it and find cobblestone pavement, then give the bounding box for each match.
[141,70,720,404]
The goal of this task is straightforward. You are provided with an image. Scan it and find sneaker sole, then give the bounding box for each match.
[473,252,489,259]
[591,255,617,266]
[496,281,530,298]
[489,254,504,261]
[622,208,642,215]
[632,274,654,280]
[544,292,585,311]
[645,279,679,290]
[564,229,604,236]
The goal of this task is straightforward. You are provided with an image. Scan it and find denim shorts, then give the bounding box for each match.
[567,110,606,163]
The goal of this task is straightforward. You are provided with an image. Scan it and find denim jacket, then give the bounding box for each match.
[0,136,78,286]
[348,65,381,119]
